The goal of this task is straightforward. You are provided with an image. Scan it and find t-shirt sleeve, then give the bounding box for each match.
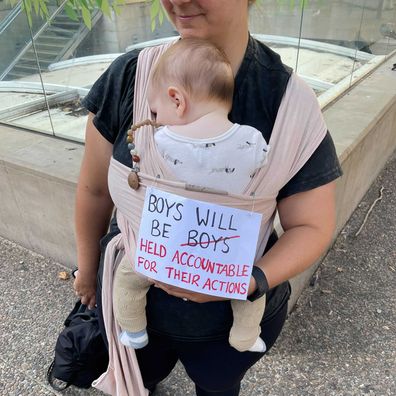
[81,51,139,144]
[277,131,342,200]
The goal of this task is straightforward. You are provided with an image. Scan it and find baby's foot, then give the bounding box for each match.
[119,329,148,349]
[248,337,267,353]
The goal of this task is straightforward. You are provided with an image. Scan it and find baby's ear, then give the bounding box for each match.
[168,86,187,117]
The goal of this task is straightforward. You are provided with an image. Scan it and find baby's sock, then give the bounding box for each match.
[247,336,267,353]
[119,329,148,349]
[229,328,267,353]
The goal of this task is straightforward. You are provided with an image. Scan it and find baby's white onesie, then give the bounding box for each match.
[154,124,269,194]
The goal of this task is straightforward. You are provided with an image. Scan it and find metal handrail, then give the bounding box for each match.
[0,1,23,35]
[0,0,69,80]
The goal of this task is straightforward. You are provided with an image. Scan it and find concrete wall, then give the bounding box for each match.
[0,130,83,266]
[0,54,395,307]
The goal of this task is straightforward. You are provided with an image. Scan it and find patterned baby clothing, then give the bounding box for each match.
[154,124,269,194]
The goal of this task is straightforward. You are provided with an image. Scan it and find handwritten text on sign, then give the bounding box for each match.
[135,187,262,300]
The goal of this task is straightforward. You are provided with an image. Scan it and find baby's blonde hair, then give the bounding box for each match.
[150,38,234,110]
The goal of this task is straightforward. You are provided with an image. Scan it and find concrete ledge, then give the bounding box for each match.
[0,129,83,265]
[0,54,395,308]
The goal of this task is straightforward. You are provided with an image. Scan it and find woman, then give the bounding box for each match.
[74,1,342,395]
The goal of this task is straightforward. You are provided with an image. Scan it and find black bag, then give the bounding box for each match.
[47,300,109,391]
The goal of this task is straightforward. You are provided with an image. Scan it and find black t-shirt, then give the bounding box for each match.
[82,36,342,341]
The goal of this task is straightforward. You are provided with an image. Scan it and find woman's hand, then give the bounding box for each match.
[152,275,258,303]
[73,271,97,309]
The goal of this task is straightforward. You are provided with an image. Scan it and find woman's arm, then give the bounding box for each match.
[256,181,336,289]
[73,113,114,309]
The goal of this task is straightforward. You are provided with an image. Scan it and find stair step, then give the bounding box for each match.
[55,14,81,21]
[12,65,38,73]
[52,21,81,29]
[45,26,76,36]
[39,34,72,42]
[21,55,57,64]
[15,59,38,67]
[12,66,50,75]
[17,59,52,68]
[25,48,60,57]
[32,42,64,52]
[5,72,28,80]
[52,24,81,31]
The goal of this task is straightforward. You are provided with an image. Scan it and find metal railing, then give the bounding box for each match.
[0,1,22,35]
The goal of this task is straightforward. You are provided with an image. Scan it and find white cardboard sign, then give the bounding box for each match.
[134,187,262,300]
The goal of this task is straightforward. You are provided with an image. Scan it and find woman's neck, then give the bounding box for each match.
[220,31,250,76]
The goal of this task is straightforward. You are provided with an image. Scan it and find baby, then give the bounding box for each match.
[114,38,269,353]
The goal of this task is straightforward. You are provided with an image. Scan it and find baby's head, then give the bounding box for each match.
[148,38,234,125]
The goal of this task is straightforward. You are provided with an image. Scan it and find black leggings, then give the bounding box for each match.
[96,232,287,396]
[135,302,288,396]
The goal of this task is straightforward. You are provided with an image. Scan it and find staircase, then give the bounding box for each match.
[2,6,102,80]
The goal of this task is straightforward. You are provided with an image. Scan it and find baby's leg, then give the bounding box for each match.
[229,295,266,352]
[113,255,152,349]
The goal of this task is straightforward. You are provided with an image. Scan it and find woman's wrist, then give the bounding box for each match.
[248,276,257,296]
[247,266,270,302]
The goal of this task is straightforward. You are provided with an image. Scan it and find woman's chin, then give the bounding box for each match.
[178,30,206,40]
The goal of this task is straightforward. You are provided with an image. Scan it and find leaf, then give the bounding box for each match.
[112,3,120,15]
[64,3,79,21]
[151,0,160,16]
[32,0,39,15]
[150,0,159,21]
[100,0,111,17]
[27,10,33,27]
[23,0,32,14]
[149,0,166,31]
[20,1,32,27]
[81,5,92,29]
[58,271,70,280]
[79,0,90,10]
[40,0,49,19]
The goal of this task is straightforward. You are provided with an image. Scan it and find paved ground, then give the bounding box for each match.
[0,150,395,396]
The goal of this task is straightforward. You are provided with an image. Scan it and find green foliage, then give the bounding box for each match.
[149,0,164,32]
[8,0,123,29]
[8,0,319,31]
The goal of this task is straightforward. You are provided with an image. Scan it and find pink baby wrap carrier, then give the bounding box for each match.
[92,42,327,395]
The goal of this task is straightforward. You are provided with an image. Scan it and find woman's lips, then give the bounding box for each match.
[176,14,202,21]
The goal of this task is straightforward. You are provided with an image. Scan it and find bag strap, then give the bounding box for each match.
[47,360,72,391]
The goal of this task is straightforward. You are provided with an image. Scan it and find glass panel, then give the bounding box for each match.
[0,1,53,134]
[0,2,43,80]
[294,1,371,103]
[38,1,178,141]
[2,0,395,140]
[348,1,396,96]
[249,0,304,73]
[295,0,396,106]
[385,6,396,54]
[354,0,396,56]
